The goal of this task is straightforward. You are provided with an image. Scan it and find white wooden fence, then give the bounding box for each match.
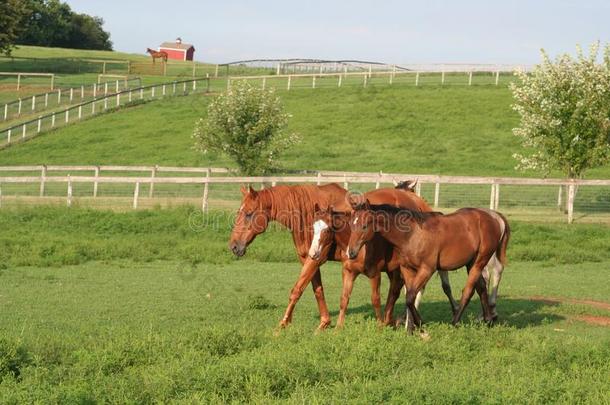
[0,72,55,90]
[0,165,608,223]
[0,77,209,147]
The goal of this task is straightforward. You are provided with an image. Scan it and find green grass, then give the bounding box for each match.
[0,206,608,402]
[1,84,609,179]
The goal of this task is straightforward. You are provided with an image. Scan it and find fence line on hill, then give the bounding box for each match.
[1,77,143,123]
[227,68,515,90]
[0,165,608,223]
[0,77,210,148]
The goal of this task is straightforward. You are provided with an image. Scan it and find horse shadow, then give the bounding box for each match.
[328,297,564,329]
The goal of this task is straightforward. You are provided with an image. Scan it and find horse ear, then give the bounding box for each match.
[248,185,257,196]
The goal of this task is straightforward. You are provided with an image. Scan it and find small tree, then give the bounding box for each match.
[193,81,300,175]
[510,43,610,179]
[0,0,29,56]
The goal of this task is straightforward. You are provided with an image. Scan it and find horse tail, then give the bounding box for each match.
[495,212,510,266]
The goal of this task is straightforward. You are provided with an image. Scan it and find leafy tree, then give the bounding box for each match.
[0,0,30,56]
[193,81,300,175]
[17,0,112,50]
[510,43,610,179]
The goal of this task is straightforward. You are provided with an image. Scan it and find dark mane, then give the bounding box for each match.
[368,204,443,224]
[394,180,416,192]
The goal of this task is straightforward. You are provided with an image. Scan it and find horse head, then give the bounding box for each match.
[228,185,270,257]
[346,198,376,259]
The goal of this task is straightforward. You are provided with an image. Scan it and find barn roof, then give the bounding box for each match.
[159,42,195,50]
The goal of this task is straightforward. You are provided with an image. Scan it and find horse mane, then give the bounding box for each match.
[256,185,324,246]
[395,180,416,192]
[368,203,443,224]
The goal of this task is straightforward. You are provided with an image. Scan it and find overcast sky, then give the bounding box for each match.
[66,0,609,64]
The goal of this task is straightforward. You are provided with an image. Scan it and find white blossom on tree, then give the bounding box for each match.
[510,42,610,178]
[193,81,300,175]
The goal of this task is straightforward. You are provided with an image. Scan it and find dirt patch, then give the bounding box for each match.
[572,315,610,326]
[529,296,610,311]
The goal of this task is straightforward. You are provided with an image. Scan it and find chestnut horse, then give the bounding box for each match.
[146,48,168,63]
[347,201,510,332]
[229,182,458,329]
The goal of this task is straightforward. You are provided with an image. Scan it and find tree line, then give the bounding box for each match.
[0,0,112,56]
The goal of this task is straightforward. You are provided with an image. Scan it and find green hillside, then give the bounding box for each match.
[1,84,609,178]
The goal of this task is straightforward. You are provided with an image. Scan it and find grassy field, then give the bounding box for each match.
[1,84,609,179]
[0,206,608,402]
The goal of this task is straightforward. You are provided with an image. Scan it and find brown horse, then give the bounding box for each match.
[347,202,510,332]
[268,182,458,329]
[146,48,168,63]
[229,184,347,329]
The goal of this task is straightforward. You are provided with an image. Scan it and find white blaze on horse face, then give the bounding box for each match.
[308,219,329,259]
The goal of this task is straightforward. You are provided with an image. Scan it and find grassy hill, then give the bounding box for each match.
[1,84,609,178]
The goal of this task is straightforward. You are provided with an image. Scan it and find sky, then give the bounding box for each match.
[66,0,610,65]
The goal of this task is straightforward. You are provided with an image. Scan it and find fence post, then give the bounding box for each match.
[3,104,7,120]
[115,80,119,93]
[45,93,48,108]
[50,74,54,90]
[363,74,368,87]
[489,183,496,209]
[22,123,26,139]
[343,174,348,190]
[104,83,108,95]
[183,81,187,93]
[67,175,73,207]
[434,182,440,208]
[567,183,575,223]
[375,171,382,189]
[81,85,84,99]
[173,82,176,94]
[51,113,55,127]
[65,109,69,123]
[415,72,420,86]
[133,182,140,209]
[37,117,41,133]
[495,71,500,85]
[91,100,96,114]
[193,79,196,91]
[494,183,500,210]
[162,84,166,96]
[18,99,22,116]
[93,83,97,98]
[70,88,73,102]
[316,172,321,186]
[202,168,210,212]
[441,71,445,85]
[32,95,36,111]
[17,74,21,90]
[40,165,47,197]
[557,185,563,211]
[78,105,82,120]
[312,76,316,89]
[468,71,473,86]
[287,75,291,90]
[93,166,100,197]
[58,89,61,104]
[338,75,342,87]
[116,93,120,107]
[149,166,157,198]
[415,182,421,196]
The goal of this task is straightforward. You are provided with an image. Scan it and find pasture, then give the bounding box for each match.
[0,206,608,402]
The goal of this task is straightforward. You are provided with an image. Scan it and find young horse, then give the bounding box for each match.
[146,48,168,63]
[308,203,458,327]
[346,201,510,332]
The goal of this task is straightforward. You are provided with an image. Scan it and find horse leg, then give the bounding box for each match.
[383,271,403,326]
[279,259,321,328]
[439,270,458,316]
[337,267,358,328]
[311,269,331,330]
[369,272,383,323]
[474,274,494,324]
[398,266,418,333]
[452,259,488,325]
[404,267,435,333]
[488,254,505,321]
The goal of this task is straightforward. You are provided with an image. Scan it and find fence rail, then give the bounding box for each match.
[0,166,608,223]
[0,77,209,147]
[0,72,55,90]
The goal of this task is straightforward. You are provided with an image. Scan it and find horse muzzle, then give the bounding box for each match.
[229,242,246,257]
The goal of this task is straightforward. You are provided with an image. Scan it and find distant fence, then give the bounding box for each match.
[0,77,209,147]
[0,165,608,223]
[228,68,516,90]
[1,77,142,123]
[0,72,55,90]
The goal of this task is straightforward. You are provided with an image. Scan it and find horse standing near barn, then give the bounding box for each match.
[146,48,168,64]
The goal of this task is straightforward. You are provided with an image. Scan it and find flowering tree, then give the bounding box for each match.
[510,43,610,179]
[192,81,300,175]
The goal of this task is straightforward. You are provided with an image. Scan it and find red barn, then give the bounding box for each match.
[158,38,195,61]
